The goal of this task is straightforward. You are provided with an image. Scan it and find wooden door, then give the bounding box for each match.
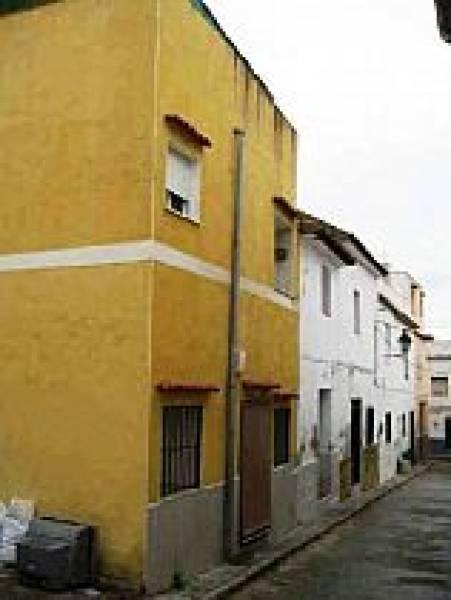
[240,396,272,544]
[318,389,332,498]
[351,399,362,485]
[410,410,416,464]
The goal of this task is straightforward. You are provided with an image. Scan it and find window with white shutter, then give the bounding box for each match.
[165,148,200,220]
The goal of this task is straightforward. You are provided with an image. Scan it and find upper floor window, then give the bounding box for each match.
[420,292,425,319]
[274,213,293,295]
[274,407,291,466]
[321,265,332,317]
[411,285,416,316]
[353,290,361,335]
[385,323,391,353]
[431,376,448,398]
[166,147,200,221]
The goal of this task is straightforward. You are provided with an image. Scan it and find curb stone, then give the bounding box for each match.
[195,463,432,600]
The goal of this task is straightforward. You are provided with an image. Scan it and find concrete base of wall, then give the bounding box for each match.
[146,465,301,594]
[379,444,398,483]
[296,461,319,524]
[271,464,300,541]
[146,484,224,594]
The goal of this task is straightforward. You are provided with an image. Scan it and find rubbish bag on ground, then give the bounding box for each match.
[0,499,34,564]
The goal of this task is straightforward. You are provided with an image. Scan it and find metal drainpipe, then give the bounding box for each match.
[224,129,245,562]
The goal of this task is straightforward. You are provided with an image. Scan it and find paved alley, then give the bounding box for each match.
[232,462,451,600]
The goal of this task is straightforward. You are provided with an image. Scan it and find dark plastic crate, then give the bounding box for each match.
[17,517,96,591]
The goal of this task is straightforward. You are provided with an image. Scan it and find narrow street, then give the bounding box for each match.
[232,462,451,600]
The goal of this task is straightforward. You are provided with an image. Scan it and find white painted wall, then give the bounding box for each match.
[300,238,379,475]
[300,236,417,490]
[376,276,416,481]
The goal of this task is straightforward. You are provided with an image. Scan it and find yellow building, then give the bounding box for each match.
[0,0,299,592]
[410,284,433,459]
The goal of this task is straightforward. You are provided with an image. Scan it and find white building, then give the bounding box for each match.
[376,274,418,481]
[428,340,451,454]
[299,213,420,511]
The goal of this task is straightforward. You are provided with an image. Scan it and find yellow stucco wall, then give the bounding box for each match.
[0,0,300,585]
[151,0,299,495]
[0,0,156,253]
[0,0,157,581]
[0,263,149,579]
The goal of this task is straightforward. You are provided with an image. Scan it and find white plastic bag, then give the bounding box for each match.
[0,498,34,564]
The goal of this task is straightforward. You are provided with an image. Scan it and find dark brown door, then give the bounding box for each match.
[240,396,272,544]
[351,399,362,485]
[445,418,451,449]
[410,410,416,464]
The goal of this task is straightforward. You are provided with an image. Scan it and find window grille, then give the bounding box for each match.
[161,406,203,497]
[385,323,391,352]
[274,408,290,466]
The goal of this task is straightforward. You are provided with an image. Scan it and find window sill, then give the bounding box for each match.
[165,206,201,227]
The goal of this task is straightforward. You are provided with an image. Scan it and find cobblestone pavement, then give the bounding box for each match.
[231,461,451,600]
[0,570,144,599]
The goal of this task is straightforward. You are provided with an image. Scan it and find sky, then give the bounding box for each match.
[205,0,451,338]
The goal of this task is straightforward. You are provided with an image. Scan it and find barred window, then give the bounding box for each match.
[161,406,203,497]
[274,408,290,466]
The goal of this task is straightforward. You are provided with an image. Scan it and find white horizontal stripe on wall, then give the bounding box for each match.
[0,240,297,312]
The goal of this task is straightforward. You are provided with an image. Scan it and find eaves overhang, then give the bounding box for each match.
[299,211,387,275]
[378,293,419,331]
[414,332,435,342]
[165,114,212,148]
[273,196,298,221]
[0,0,58,16]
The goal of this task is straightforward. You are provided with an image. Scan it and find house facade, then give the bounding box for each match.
[299,214,424,504]
[0,0,299,592]
[376,274,417,482]
[428,340,451,455]
[299,213,386,505]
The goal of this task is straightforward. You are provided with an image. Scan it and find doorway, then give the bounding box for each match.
[240,393,272,545]
[318,389,332,498]
[445,417,451,450]
[351,399,362,485]
[409,410,416,464]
